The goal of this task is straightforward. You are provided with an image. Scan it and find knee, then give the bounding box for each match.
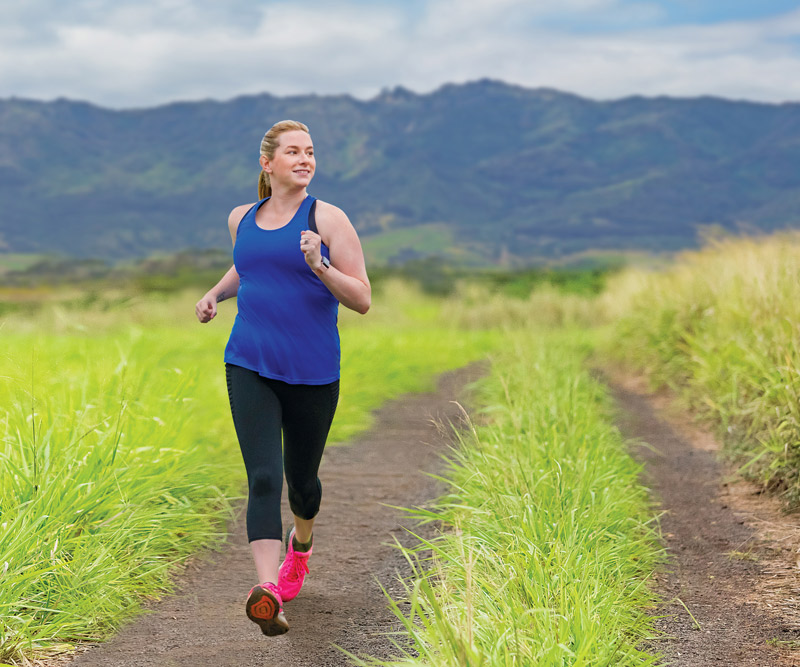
[287,478,322,520]
[249,466,282,501]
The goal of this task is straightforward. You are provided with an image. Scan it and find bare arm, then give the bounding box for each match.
[195,264,240,323]
[300,201,370,314]
[194,204,252,323]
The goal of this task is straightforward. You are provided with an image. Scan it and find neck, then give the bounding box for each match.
[267,184,307,209]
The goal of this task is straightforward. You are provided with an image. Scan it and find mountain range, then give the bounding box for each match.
[1,79,799,266]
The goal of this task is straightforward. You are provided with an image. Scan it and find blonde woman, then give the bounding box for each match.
[195,120,370,635]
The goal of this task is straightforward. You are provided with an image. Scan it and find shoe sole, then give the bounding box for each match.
[246,586,289,636]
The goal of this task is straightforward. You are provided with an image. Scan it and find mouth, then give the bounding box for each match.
[294,169,311,176]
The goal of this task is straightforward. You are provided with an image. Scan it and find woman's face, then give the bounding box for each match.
[263,130,315,189]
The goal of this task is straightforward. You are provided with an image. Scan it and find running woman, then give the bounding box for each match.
[195,120,370,635]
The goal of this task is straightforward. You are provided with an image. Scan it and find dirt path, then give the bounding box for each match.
[54,363,486,667]
[605,371,800,667]
[43,361,800,667]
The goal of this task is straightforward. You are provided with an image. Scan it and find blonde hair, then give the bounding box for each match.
[258,119,310,199]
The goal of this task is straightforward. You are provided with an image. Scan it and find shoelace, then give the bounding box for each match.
[285,552,310,582]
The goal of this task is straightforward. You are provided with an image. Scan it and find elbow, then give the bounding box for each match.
[343,283,370,314]
[357,293,371,315]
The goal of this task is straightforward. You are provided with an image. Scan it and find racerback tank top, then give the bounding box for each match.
[224,195,340,384]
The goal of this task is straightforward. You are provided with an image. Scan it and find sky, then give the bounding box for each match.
[2,0,800,109]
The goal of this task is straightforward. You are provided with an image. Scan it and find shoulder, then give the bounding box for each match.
[228,202,256,234]
[314,199,353,231]
[313,199,364,254]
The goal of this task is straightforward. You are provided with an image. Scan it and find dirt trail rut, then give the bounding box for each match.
[607,373,800,667]
[57,363,486,667]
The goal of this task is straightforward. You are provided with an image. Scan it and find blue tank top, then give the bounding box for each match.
[224,195,340,384]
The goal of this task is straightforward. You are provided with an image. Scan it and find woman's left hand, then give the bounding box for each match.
[300,230,324,270]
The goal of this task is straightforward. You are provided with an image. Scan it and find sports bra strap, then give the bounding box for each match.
[308,199,318,234]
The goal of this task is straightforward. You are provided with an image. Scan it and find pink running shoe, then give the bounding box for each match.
[278,528,312,602]
[245,581,289,636]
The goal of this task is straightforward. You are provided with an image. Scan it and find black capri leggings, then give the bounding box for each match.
[225,363,339,542]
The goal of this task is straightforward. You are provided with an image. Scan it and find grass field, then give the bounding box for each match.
[7,227,796,666]
[0,283,500,664]
[3,275,668,666]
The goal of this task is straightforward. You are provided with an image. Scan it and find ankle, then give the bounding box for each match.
[292,534,313,553]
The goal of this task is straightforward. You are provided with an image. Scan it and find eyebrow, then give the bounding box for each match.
[284,145,313,150]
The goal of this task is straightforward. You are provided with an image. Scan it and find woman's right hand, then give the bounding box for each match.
[195,294,217,323]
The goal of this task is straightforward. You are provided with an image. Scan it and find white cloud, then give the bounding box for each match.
[1,1,799,107]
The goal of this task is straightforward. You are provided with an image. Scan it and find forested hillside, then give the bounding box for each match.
[1,79,799,264]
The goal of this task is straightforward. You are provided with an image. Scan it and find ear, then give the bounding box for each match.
[259,154,271,173]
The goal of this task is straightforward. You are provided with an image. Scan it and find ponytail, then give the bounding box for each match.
[258,170,271,199]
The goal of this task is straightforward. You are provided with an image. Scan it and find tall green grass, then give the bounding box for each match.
[360,329,664,666]
[601,231,800,506]
[0,283,500,664]
[439,282,605,331]
[1,333,240,662]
